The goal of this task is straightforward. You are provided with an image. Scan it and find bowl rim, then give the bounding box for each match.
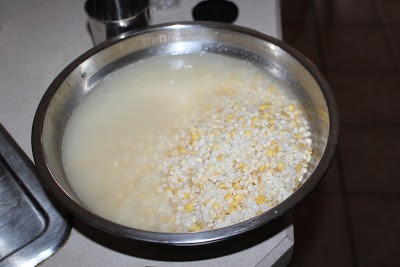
[32,21,340,246]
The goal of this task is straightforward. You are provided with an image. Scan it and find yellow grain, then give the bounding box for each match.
[255,195,267,205]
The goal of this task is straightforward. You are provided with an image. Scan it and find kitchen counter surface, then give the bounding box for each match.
[0,0,289,266]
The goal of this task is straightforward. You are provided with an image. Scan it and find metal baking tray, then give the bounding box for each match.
[0,123,70,266]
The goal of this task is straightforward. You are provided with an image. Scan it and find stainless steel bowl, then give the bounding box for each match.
[32,22,339,246]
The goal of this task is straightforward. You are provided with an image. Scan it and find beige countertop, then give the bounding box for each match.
[0,1,291,266]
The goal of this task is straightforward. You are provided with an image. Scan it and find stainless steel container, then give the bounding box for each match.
[32,22,339,246]
[84,0,150,45]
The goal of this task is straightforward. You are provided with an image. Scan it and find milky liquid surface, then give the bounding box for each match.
[62,53,309,232]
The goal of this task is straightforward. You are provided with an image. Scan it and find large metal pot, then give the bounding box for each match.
[32,22,339,246]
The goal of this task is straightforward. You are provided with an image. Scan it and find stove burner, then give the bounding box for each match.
[192,0,238,24]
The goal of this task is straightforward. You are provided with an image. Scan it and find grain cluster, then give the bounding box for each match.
[113,70,312,232]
